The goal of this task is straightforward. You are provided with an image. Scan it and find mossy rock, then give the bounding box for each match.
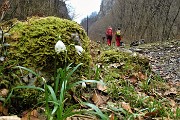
[98,49,150,73]
[1,16,92,114]
[7,16,91,74]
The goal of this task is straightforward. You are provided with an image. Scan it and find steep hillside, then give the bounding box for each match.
[0,0,70,21]
[89,0,180,44]
[80,0,115,36]
[98,0,115,19]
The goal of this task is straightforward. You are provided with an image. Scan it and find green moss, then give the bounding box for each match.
[7,16,91,73]
[1,16,92,114]
[9,88,44,114]
[98,49,150,74]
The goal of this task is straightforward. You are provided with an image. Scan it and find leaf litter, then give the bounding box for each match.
[0,40,180,119]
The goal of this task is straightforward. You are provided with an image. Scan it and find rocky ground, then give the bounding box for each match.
[129,39,180,83]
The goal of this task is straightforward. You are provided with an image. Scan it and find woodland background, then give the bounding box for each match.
[82,0,180,43]
[1,0,180,43]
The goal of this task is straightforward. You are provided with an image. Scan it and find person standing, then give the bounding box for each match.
[115,28,122,46]
[106,26,113,46]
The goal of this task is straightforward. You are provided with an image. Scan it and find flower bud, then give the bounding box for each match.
[75,45,83,55]
[82,82,86,88]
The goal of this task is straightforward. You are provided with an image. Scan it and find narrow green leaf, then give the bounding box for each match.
[66,63,83,80]
[63,104,79,115]
[47,85,57,102]
[14,86,45,91]
[14,66,39,77]
[51,105,58,115]
[95,65,100,80]
[66,63,73,71]
[82,102,109,120]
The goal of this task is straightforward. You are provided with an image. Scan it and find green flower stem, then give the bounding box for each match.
[45,84,50,119]
[54,53,57,79]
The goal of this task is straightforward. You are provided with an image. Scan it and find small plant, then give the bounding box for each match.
[5,64,108,119]
[4,40,108,119]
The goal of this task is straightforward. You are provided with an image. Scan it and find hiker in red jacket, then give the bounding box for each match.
[106,26,113,46]
[115,28,122,46]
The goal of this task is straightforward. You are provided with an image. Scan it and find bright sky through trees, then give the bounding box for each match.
[66,0,101,23]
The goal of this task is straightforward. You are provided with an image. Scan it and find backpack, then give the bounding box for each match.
[106,28,112,36]
[116,30,121,36]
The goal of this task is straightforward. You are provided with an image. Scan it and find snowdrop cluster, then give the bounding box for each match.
[55,39,84,55]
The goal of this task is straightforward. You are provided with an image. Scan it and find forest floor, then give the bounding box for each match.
[130,39,180,83]
[0,39,179,120]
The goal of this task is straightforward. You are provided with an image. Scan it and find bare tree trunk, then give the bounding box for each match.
[167,6,180,40]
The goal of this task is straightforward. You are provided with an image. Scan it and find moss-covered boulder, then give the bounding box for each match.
[7,16,91,74]
[1,16,92,114]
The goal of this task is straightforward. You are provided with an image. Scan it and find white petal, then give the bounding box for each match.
[75,45,83,55]
[0,56,5,61]
[55,40,66,54]
[82,82,86,88]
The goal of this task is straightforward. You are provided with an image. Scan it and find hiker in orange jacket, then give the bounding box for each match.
[105,26,113,46]
[115,28,122,46]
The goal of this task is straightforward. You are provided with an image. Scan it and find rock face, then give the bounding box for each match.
[98,0,115,18]
[0,0,70,20]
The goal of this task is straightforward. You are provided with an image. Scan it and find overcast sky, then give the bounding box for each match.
[66,0,101,23]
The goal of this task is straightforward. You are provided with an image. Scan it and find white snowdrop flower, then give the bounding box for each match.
[0,56,5,61]
[82,82,86,88]
[55,40,66,54]
[75,45,84,55]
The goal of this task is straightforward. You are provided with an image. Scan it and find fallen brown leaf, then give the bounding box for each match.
[144,109,160,118]
[21,109,39,120]
[0,102,8,115]
[121,102,133,113]
[21,115,40,120]
[92,91,108,106]
[109,113,114,120]
[129,75,138,84]
[138,72,147,80]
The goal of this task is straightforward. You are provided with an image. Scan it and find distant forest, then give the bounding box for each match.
[0,0,69,21]
[0,0,179,43]
[84,0,180,43]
